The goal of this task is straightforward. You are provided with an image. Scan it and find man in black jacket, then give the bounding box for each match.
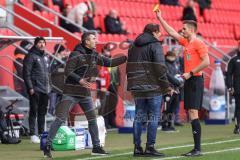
[127,23,171,157]
[226,41,240,134]
[43,32,127,158]
[23,37,50,143]
[104,9,127,34]
[162,51,183,131]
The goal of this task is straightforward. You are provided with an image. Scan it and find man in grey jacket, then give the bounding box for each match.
[23,37,50,143]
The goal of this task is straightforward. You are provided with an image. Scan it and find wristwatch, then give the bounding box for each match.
[190,71,194,77]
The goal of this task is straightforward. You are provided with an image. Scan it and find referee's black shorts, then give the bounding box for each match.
[184,76,204,110]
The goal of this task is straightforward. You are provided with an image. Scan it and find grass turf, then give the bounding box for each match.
[0,123,240,160]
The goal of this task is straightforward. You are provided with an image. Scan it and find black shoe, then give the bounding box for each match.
[92,146,109,155]
[133,146,144,157]
[144,145,165,157]
[162,126,176,132]
[43,144,52,158]
[233,125,240,134]
[181,149,202,157]
[174,122,184,126]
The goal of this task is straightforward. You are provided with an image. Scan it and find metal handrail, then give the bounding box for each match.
[0,64,24,82]
[7,23,32,37]
[30,0,98,34]
[208,50,228,66]
[203,38,232,60]
[0,35,65,64]
[0,5,52,36]
[0,55,23,67]
[14,2,80,40]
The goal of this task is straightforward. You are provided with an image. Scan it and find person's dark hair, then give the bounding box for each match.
[14,40,31,55]
[183,20,197,31]
[54,44,65,54]
[34,36,46,46]
[81,32,95,46]
[143,23,160,34]
[165,51,176,57]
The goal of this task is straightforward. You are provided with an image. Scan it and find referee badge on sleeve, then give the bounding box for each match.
[186,53,191,61]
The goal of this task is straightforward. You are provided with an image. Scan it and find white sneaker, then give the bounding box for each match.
[30,135,40,143]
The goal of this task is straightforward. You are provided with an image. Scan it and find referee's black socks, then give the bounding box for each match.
[191,119,201,151]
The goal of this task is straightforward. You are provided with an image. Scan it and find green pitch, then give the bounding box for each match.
[1,123,240,160]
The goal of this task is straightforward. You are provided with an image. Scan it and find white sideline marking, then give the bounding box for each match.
[78,138,240,160]
[153,147,240,160]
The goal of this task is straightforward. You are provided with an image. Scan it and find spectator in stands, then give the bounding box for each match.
[59,4,79,33]
[182,0,197,22]
[33,0,45,12]
[127,23,172,157]
[104,9,127,34]
[67,1,95,31]
[162,51,183,131]
[23,37,50,144]
[43,32,127,158]
[83,13,100,31]
[160,0,179,6]
[226,41,240,134]
[52,0,64,12]
[197,0,211,15]
[14,40,31,98]
[17,0,23,5]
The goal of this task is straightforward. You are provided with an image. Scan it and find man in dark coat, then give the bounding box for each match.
[127,23,171,157]
[43,32,127,158]
[23,37,50,143]
[104,9,127,34]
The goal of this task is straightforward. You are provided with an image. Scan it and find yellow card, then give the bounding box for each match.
[153,4,160,12]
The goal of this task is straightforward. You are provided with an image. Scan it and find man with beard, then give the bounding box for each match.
[23,37,50,143]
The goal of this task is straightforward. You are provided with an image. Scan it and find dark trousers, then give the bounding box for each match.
[234,94,240,124]
[29,91,49,135]
[162,93,179,127]
[101,84,118,128]
[46,95,100,147]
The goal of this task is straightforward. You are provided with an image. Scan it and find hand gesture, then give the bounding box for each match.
[182,72,191,80]
[29,89,35,96]
[228,88,234,95]
[79,78,91,88]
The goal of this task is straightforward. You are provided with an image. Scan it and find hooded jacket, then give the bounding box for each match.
[62,44,127,96]
[23,46,50,94]
[126,32,169,97]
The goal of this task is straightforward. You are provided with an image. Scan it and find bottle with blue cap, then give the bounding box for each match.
[208,60,226,120]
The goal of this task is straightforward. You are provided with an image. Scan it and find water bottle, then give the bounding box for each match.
[209,60,226,119]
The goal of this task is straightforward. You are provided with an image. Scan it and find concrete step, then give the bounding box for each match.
[1,96,25,101]
[0,86,8,91]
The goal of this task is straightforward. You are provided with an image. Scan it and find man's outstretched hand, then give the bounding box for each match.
[79,78,91,88]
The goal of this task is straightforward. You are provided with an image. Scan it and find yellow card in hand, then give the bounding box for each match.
[153,4,160,12]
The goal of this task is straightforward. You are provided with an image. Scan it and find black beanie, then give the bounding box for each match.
[54,44,65,54]
[34,36,46,46]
